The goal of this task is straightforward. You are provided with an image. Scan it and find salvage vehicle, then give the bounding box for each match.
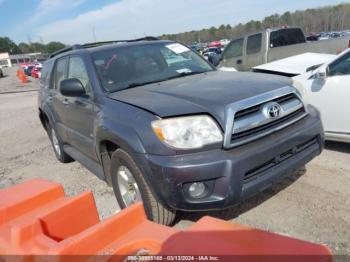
[218,27,350,71]
[252,49,350,143]
[24,65,35,76]
[252,52,336,77]
[31,66,42,78]
[38,38,324,225]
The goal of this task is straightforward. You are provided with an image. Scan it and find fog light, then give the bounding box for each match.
[188,182,207,199]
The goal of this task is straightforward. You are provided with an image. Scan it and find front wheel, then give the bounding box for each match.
[111,149,176,225]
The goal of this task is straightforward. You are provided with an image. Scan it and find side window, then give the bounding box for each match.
[53,57,68,89]
[328,52,350,77]
[247,33,262,55]
[223,38,244,59]
[40,60,54,87]
[270,28,306,48]
[68,56,91,92]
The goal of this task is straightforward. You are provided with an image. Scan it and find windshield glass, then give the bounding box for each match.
[92,42,213,92]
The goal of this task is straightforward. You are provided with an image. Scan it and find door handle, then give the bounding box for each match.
[236,59,242,65]
[47,96,53,102]
[62,99,69,106]
[74,99,85,106]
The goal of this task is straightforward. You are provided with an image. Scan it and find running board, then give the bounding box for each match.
[63,145,106,181]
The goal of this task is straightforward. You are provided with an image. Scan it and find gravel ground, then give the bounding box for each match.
[0,67,39,94]
[0,68,349,257]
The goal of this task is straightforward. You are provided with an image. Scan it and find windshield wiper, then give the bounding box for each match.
[164,70,208,81]
[121,78,173,90]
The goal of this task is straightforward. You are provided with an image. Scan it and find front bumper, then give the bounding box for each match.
[136,106,324,211]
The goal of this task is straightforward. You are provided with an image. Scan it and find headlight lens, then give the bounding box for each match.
[151,115,223,149]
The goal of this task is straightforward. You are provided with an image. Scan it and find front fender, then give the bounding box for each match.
[96,117,146,155]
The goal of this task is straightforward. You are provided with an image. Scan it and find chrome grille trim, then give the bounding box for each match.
[223,86,308,149]
[233,98,303,134]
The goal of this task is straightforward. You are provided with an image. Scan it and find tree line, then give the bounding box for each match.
[160,3,350,43]
[0,37,65,55]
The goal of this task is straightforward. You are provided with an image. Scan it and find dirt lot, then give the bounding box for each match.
[1,68,349,256]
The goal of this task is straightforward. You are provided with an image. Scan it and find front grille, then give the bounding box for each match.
[243,137,319,183]
[234,93,296,120]
[228,90,307,148]
[223,87,308,149]
[231,108,304,141]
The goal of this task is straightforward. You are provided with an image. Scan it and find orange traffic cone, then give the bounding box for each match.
[17,70,28,83]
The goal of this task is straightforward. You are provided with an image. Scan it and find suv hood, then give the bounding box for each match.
[108,71,292,128]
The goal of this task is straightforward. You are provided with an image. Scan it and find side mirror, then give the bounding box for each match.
[60,78,86,97]
[315,66,328,80]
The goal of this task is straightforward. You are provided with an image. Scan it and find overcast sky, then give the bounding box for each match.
[0,0,348,44]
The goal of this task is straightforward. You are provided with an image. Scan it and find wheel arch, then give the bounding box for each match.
[38,108,51,131]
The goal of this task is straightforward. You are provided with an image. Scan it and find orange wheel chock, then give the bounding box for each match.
[0,179,332,262]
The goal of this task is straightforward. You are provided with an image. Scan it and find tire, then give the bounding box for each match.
[111,149,176,225]
[0,70,3,78]
[47,123,73,163]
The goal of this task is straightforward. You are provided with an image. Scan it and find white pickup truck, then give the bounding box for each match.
[253,49,350,143]
[218,27,350,71]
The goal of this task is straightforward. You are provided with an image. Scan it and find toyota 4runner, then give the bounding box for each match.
[38,38,324,225]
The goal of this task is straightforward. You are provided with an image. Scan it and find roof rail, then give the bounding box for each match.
[82,36,159,48]
[49,44,82,58]
[49,36,159,58]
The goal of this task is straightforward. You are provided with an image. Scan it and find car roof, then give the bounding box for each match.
[87,39,173,52]
[48,39,175,61]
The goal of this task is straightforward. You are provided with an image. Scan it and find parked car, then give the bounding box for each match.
[252,52,336,77]
[203,47,222,65]
[38,38,324,225]
[203,47,222,57]
[252,49,350,143]
[24,65,35,76]
[218,27,350,71]
[31,67,42,78]
[306,32,320,41]
[207,41,222,48]
[293,50,350,143]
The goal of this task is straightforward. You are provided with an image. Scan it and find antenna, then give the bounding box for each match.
[92,26,97,42]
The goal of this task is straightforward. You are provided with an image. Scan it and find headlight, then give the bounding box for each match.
[151,115,223,149]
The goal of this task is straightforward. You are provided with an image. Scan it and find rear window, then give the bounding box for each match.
[247,33,262,54]
[270,28,306,48]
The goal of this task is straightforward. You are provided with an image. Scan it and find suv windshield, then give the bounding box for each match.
[92,42,213,92]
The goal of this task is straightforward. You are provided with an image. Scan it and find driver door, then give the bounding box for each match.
[220,38,245,71]
[64,56,97,161]
[306,51,350,135]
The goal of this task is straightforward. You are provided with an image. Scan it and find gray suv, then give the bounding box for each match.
[38,38,324,225]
